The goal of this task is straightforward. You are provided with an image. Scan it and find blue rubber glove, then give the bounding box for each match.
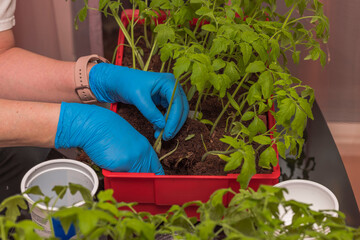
[55,102,164,174]
[89,63,189,141]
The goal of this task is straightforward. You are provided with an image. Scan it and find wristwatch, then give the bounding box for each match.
[74,54,109,103]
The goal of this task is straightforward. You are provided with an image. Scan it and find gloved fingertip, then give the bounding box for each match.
[154,130,161,139]
[163,130,175,141]
[154,118,166,130]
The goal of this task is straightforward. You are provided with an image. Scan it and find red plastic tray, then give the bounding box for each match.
[104,10,280,216]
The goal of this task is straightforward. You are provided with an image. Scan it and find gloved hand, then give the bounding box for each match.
[89,63,189,141]
[55,102,164,174]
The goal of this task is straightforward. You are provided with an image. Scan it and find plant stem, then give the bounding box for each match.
[110,7,145,69]
[178,71,191,83]
[1,219,6,240]
[143,0,151,48]
[167,57,172,73]
[193,91,204,119]
[144,20,151,48]
[160,61,166,73]
[268,4,297,42]
[153,77,181,153]
[131,4,136,68]
[210,73,249,135]
[144,38,158,71]
[201,149,237,161]
[193,16,204,35]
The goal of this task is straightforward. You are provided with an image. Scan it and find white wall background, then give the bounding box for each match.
[13,0,103,61]
[286,1,360,123]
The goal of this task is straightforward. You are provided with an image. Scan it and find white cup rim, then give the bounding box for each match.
[21,159,99,211]
[275,179,339,210]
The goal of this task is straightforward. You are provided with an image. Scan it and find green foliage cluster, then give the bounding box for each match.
[1,184,359,239]
[74,0,329,188]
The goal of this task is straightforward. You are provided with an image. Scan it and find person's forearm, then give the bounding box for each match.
[0,99,60,147]
[0,47,80,102]
[0,29,81,103]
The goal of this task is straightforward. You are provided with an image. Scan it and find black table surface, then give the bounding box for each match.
[278,101,360,227]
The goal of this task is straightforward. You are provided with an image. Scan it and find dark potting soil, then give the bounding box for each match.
[117,99,271,176]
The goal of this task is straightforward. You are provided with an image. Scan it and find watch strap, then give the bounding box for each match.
[74,54,109,103]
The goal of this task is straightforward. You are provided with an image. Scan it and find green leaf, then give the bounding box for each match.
[77,209,99,235]
[192,53,212,65]
[187,85,197,101]
[224,152,243,171]
[212,59,226,71]
[185,134,195,141]
[150,0,171,9]
[209,37,229,56]
[258,71,273,99]
[240,42,252,65]
[252,40,268,63]
[241,111,255,121]
[276,141,287,159]
[196,6,212,15]
[211,189,231,206]
[247,83,262,105]
[97,202,120,217]
[160,44,173,62]
[238,145,256,189]
[98,0,109,10]
[298,98,314,120]
[224,62,240,82]
[253,135,272,145]
[291,106,308,137]
[269,62,283,72]
[172,0,184,8]
[220,136,241,148]
[69,183,92,202]
[24,186,44,196]
[248,116,267,136]
[78,7,88,22]
[202,24,217,32]
[269,38,280,61]
[173,57,191,78]
[276,90,287,96]
[231,122,251,136]
[174,6,192,25]
[246,61,266,73]
[259,146,277,169]
[0,195,28,221]
[258,102,267,114]
[292,50,301,64]
[200,119,214,126]
[208,72,220,92]
[209,73,232,98]
[226,7,235,19]
[277,98,296,124]
[241,31,259,43]
[227,92,240,112]
[197,220,217,239]
[97,189,115,203]
[154,24,175,46]
[296,138,305,158]
[183,27,197,40]
[191,62,209,92]
[52,185,68,199]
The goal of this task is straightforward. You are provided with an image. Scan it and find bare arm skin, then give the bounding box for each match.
[0,29,82,147]
[0,29,80,103]
[0,98,60,147]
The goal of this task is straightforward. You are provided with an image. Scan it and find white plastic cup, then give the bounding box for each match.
[21,159,99,238]
[274,179,339,236]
